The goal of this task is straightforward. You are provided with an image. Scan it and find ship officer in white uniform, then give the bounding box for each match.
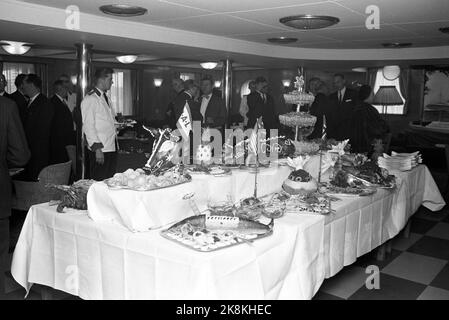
[81,67,118,180]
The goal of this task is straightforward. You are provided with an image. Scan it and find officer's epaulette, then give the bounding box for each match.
[87,88,102,96]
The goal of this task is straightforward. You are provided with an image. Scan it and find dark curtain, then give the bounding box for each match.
[34,63,48,96]
[366,68,378,90]
[399,68,410,113]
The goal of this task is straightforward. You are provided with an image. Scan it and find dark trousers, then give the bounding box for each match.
[0,218,9,299]
[88,151,117,181]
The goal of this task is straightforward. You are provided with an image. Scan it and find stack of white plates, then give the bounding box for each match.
[378,151,422,171]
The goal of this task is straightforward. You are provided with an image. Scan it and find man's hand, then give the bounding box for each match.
[95,149,105,165]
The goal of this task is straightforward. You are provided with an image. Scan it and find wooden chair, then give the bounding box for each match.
[12,161,72,212]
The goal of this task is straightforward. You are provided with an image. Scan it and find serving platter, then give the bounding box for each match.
[161,215,274,252]
[104,173,191,192]
[318,183,377,197]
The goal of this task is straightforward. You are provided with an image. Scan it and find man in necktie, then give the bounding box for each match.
[81,68,118,180]
[49,80,76,164]
[9,74,29,126]
[327,73,358,140]
[17,74,55,181]
[199,76,226,129]
[247,76,279,130]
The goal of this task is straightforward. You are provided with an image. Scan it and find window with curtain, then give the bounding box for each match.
[373,68,406,115]
[2,62,35,93]
[110,69,133,116]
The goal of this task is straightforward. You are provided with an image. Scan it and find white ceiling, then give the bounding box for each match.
[0,0,448,69]
[17,0,449,48]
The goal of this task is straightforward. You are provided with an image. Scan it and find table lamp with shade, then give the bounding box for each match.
[372,85,403,116]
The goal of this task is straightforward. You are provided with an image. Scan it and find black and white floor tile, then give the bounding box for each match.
[314,205,449,300]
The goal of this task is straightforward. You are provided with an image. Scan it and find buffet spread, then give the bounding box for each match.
[47,114,408,252]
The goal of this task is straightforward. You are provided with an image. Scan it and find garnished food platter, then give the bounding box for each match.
[104,168,191,191]
[161,215,274,252]
[318,183,377,197]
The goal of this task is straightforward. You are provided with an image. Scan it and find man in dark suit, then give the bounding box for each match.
[8,74,28,126]
[172,79,203,124]
[166,78,185,129]
[50,80,76,164]
[247,76,279,130]
[199,77,226,129]
[0,96,30,299]
[326,73,358,140]
[0,74,12,99]
[308,78,331,139]
[18,74,55,181]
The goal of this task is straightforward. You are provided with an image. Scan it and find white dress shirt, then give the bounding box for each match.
[27,93,40,107]
[200,94,212,120]
[81,87,117,152]
[338,87,346,102]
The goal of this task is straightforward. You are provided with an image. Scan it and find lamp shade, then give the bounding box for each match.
[214,80,221,88]
[282,79,291,87]
[372,86,403,105]
[154,78,163,87]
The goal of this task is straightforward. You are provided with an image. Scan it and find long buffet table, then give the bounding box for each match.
[11,165,445,300]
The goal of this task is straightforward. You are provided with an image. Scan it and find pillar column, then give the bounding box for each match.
[74,43,93,179]
[222,59,233,127]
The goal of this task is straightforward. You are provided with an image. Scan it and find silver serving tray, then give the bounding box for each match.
[103,174,192,192]
[160,215,274,252]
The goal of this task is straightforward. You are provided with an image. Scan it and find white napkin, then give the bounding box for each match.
[287,155,310,170]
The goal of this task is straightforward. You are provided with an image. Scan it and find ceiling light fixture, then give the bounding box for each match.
[268,37,298,44]
[200,62,218,70]
[352,67,367,72]
[154,78,163,87]
[116,55,138,64]
[280,15,339,30]
[1,41,31,55]
[382,42,412,48]
[100,4,148,17]
[439,27,449,34]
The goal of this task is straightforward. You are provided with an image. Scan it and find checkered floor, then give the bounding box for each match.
[313,205,449,300]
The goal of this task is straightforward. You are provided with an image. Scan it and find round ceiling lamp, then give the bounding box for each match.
[100,4,148,17]
[280,15,339,30]
[382,42,412,48]
[382,65,401,81]
[1,41,31,55]
[200,62,218,70]
[267,37,298,44]
[352,67,367,72]
[116,55,138,64]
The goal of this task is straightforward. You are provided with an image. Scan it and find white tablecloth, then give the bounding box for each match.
[11,165,445,299]
[87,166,292,231]
[11,205,324,300]
[322,165,445,277]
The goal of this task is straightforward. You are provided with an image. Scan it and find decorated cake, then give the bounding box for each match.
[283,169,318,195]
[282,156,318,195]
[279,112,317,128]
[283,91,315,105]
